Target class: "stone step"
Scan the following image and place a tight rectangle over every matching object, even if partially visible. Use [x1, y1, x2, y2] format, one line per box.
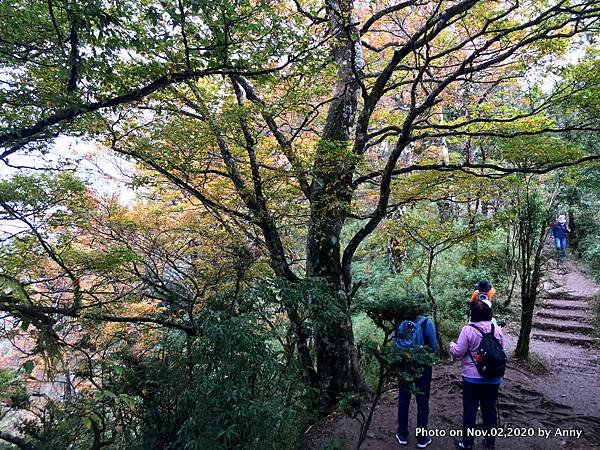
[532, 318, 594, 334]
[532, 330, 596, 347]
[537, 310, 587, 321]
[540, 299, 590, 311]
[542, 289, 596, 301]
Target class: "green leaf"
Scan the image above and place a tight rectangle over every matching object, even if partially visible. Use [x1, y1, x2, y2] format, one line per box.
[82, 416, 93, 429]
[20, 360, 35, 375]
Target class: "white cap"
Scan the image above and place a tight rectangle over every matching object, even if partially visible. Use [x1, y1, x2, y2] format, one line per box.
[558, 214, 567, 223]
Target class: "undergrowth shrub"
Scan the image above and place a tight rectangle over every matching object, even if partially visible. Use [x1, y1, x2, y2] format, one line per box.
[12, 306, 315, 450]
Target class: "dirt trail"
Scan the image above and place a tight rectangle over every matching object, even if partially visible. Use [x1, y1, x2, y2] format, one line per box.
[524, 259, 600, 415]
[308, 260, 600, 449]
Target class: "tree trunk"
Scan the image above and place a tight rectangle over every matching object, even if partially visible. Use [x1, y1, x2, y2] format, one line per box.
[306, 171, 358, 406]
[515, 252, 543, 359]
[305, 0, 365, 407]
[514, 187, 547, 359]
[515, 293, 535, 359]
[424, 250, 445, 355]
[568, 208, 578, 251]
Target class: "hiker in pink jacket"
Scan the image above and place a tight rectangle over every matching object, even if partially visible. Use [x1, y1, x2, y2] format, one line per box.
[450, 300, 505, 450]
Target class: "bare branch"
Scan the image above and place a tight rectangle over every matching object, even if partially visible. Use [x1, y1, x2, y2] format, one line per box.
[232, 75, 311, 197]
[292, 0, 327, 24]
[1, 301, 198, 336]
[0, 62, 297, 156]
[0, 432, 38, 450]
[353, 154, 600, 187]
[360, 1, 420, 34]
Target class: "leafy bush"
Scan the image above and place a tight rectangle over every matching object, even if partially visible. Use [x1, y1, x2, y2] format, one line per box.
[319, 436, 350, 450]
[11, 305, 315, 450]
[580, 236, 600, 282]
[350, 222, 516, 347]
[352, 312, 384, 389]
[0, 368, 29, 407]
[116, 312, 314, 450]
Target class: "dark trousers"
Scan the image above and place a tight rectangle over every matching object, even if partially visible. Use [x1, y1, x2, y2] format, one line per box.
[397, 366, 432, 442]
[462, 380, 499, 447]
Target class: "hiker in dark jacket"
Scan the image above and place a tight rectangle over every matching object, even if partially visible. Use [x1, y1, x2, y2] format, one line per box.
[450, 300, 504, 450]
[394, 311, 438, 449]
[551, 214, 570, 257]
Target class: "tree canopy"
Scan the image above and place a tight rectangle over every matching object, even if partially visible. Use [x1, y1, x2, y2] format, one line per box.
[0, 1, 599, 447]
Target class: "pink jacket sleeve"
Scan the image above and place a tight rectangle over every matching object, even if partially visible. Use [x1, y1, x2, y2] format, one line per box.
[449, 326, 470, 358]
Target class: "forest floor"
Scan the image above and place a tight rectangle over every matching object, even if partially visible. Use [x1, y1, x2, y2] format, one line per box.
[307, 258, 600, 450]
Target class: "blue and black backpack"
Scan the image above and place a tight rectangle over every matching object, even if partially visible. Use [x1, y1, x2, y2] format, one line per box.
[394, 317, 429, 350]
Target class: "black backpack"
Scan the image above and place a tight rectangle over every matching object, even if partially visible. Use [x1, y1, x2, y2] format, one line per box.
[468, 324, 507, 378]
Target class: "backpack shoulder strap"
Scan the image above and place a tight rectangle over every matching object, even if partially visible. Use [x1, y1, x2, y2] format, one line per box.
[470, 323, 495, 337]
[467, 323, 484, 366]
[468, 323, 485, 335]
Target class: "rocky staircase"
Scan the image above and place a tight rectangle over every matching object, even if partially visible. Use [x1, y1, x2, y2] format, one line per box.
[532, 290, 597, 347]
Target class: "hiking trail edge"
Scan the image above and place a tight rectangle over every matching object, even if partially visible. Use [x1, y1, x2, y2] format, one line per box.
[307, 259, 600, 450]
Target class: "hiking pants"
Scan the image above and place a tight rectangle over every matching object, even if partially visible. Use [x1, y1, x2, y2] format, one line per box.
[397, 366, 432, 443]
[462, 379, 500, 448]
[554, 237, 567, 256]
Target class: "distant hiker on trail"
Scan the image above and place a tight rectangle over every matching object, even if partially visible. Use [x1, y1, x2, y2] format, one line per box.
[470, 279, 496, 303]
[469, 280, 497, 326]
[450, 300, 507, 450]
[551, 214, 571, 258]
[393, 306, 439, 448]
